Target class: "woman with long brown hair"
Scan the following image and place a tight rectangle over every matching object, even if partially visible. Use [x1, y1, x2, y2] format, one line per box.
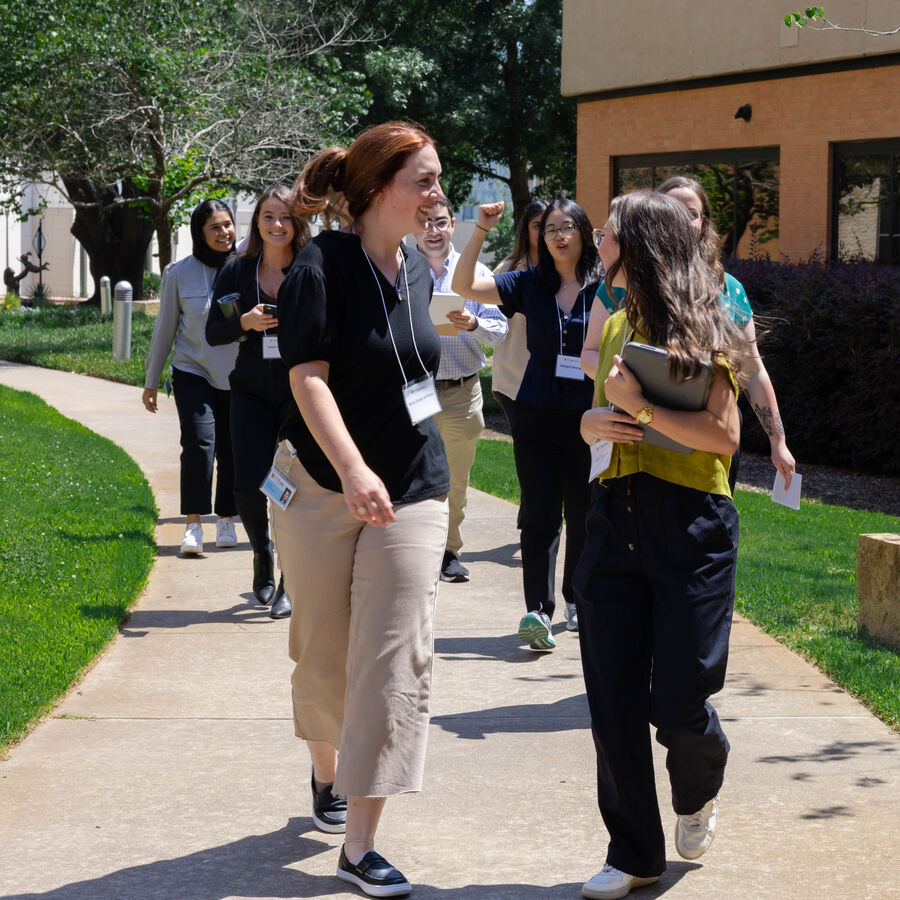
[206, 185, 308, 618]
[270, 122, 449, 897]
[576, 190, 743, 898]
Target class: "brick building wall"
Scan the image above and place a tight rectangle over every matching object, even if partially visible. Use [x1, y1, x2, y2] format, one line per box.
[576, 64, 900, 261]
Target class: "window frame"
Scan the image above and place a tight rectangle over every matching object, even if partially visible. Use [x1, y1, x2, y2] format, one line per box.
[613, 147, 780, 257]
[832, 138, 900, 264]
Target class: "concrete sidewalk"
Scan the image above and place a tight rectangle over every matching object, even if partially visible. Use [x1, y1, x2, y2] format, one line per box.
[0, 360, 897, 900]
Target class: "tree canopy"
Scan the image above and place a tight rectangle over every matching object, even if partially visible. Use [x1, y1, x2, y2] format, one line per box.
[0, 0, 371, 296]
[343, 0, 576, 223]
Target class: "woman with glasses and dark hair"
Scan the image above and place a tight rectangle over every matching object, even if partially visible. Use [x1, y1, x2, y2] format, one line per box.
[206, 185, 309, 618]
[142, 198, 239, 556]
[453, 197, 603, 649]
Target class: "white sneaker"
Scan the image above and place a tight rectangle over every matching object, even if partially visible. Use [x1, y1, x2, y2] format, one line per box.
[565, 602, 579, 632]
[216, 516, 237, 548]
[582, 864, 659, 899]
[675, 796, 718, 860]
[181, 522, 203, 555]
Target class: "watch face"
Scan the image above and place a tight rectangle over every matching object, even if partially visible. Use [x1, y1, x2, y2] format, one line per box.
[637, 408, 652, 425]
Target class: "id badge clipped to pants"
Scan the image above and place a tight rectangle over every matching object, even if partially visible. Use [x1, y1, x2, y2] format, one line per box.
[260, 465, 296, 511]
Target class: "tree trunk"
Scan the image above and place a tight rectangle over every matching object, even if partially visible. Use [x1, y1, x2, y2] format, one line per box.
[507, 157, 532, 226]
[151, 203, 174, 272]
[63, 177, 155, 303]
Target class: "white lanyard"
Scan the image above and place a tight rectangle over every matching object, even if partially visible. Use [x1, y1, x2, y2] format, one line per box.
[361, 247, 430, 383]
[361, 245, 440, 425]
[554, 287, 586, 380]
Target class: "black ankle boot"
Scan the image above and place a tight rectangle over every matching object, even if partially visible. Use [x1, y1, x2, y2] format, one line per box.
[269, 575, 291, 619]
[253, 544, 276, 605]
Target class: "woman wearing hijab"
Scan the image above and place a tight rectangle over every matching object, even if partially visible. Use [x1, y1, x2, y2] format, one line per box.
[142, 199, 239, 555]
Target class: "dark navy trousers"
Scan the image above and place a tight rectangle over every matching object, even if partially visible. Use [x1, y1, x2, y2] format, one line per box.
[171, 367, 236, 517]
[512, 401, 591, 619]
[573, 472, 738, 877]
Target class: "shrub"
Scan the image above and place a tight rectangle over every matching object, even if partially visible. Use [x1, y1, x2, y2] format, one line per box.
[726, 257, 900, 476]
[29, 282, 52, 308]
[142, 270, 161, 299]
[3, 291, 20, 311]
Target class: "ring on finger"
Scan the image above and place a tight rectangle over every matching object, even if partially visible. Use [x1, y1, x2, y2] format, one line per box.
[356, 505, 368, 516]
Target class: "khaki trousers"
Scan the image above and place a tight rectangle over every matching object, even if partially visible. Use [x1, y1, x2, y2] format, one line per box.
[270, 443, 448, 798]
[434, 374, 484, 556]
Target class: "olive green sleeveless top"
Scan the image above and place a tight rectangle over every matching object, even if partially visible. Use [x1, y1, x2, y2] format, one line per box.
[593, 310, 737, 498]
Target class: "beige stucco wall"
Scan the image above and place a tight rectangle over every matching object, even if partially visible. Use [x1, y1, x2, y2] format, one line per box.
[562, 0, 900, 96]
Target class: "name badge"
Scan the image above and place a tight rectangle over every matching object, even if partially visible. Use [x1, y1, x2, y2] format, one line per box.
[589, 440, 613, 481]
[262, 335, 281, 359]
[402, 373, 442, 425]
[259, 465, 296, 510]
[556, 354, 584, 380]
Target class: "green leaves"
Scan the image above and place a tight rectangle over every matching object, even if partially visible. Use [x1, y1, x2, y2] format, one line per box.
[784, 7, 825, 27]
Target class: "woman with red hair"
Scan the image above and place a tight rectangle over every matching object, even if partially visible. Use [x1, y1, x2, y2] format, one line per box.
[271, 122, 449, 897]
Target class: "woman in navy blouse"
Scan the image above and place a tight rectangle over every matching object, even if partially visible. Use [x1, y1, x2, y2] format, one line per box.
[453, 199, 603, 651]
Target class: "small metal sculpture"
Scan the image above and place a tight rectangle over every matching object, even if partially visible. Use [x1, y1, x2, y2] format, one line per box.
[3, 252, 49, 296]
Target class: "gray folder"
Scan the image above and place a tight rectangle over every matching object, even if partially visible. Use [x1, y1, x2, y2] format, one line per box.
[614, 341, 713, 454]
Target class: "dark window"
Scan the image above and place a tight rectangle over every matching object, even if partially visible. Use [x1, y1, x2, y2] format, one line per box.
[834, 140, 900, 264]
[614, 149, 780, 259]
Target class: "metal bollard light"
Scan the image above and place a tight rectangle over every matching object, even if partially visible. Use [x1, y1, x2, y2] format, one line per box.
[112, 280, 133, 361]
[99, 276, 112, 315]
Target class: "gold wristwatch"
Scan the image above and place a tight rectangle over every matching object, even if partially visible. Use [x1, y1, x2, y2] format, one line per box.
[636, 404, 654, 425]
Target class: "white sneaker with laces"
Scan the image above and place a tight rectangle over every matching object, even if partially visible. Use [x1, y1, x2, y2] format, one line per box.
[181, 522, 203, 555]
[565, 602, 579, 632]
[582, 863, 658, 899]
[216, 516, 237, 548]
[675, 796, 718, 860]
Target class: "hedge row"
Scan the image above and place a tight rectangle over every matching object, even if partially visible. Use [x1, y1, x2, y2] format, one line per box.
[726, 258, 900, 476]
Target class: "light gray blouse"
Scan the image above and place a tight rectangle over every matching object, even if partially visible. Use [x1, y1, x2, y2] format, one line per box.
[144, 254, 238, 391]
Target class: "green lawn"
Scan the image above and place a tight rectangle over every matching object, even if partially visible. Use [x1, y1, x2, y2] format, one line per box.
[0, 305, 156, 387]
[471, 437, 900, 730]
[0, 385, 157, 751]
[3, 310, 898, 738]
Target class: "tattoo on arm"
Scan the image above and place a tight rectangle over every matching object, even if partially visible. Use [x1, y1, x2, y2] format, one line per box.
[753, 403, 785, 437]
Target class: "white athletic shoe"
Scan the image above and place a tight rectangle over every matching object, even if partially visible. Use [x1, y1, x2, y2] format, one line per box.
[675, 796, 719, 860]
[582, 863, 659, 899]
[216, 516, 237, 548]
[565, 602, 579, 632]
[181, 522, 203, 555]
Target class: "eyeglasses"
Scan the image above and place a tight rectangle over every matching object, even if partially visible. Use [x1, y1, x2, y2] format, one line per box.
[543, 223, 578, 241]
[423, 217, 452, 232]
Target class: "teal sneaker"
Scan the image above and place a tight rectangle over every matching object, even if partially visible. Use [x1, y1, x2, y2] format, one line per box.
[518, 611, 556, 651]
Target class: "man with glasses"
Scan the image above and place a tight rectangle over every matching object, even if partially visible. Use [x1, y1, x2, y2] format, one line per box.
[415, 198, 508, 583]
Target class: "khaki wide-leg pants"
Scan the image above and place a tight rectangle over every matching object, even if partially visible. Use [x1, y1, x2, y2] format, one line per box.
[270, 442, 448, 798]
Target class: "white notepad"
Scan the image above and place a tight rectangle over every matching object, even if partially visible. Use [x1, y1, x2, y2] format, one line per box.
[430, 292, 465, 335]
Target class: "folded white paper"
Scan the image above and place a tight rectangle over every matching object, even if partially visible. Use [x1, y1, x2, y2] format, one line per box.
[771, 471, 802, 510]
